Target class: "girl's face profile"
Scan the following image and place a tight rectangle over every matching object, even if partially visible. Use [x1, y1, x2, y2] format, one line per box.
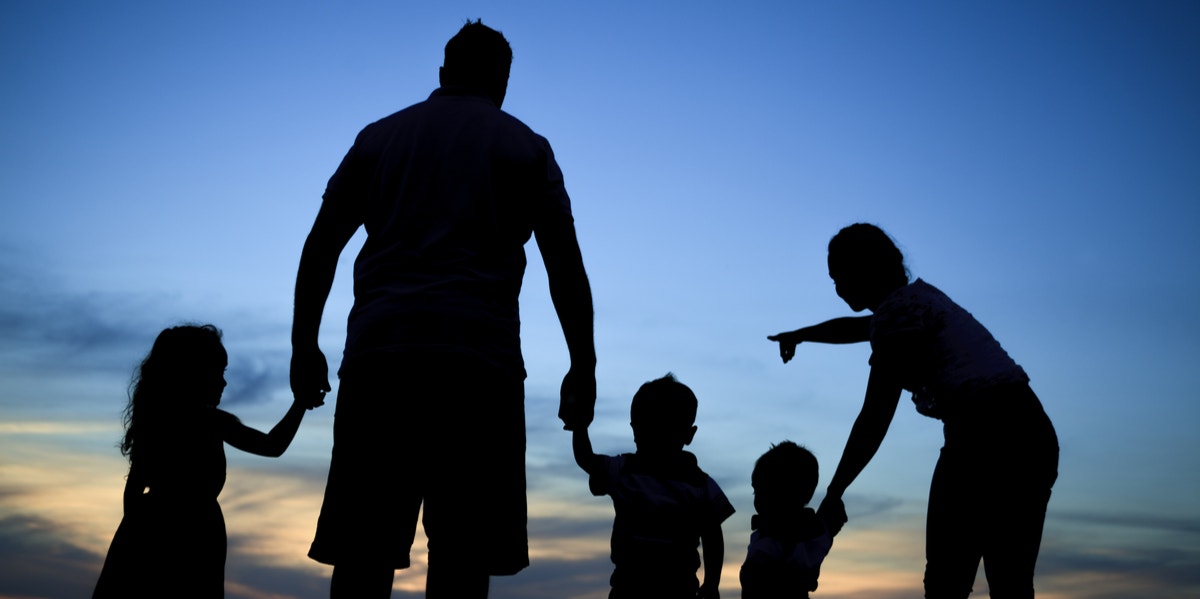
[195, 346, 228, 408]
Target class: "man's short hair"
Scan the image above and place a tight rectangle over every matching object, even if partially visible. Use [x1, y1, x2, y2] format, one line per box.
[443, 19, 512, 88]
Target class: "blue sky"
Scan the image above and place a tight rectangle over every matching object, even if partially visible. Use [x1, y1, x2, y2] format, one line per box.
[2, 1, 1198, 597]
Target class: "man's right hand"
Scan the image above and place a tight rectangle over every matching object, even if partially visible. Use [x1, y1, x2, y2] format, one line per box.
[290, 346, 331, 409]
[558, 365, 596, 431]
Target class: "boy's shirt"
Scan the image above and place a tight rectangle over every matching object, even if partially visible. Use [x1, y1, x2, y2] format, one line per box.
[590, 451, 735, 583]
[739, 507, 843, 599]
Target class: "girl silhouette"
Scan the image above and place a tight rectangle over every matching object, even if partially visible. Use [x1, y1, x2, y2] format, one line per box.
[93, 324, 319, 598]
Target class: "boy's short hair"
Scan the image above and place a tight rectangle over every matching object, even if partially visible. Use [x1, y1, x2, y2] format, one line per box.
[630, 373, 697, 430]
[752, 441, 819, 510]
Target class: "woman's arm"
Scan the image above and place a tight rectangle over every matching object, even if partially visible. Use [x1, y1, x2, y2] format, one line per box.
[825, 365, 903, 501]
[220, 399, 309, 458]
[768, 315, 872, 363]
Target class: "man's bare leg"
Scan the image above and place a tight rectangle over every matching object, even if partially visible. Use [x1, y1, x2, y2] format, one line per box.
[426, 562, 489, 599]
[330, 564, 394, 599]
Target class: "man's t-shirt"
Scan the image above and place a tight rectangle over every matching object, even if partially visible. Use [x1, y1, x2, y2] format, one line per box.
[323, 88, 575, 374]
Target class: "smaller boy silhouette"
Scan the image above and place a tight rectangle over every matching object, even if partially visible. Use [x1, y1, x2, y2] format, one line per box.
[740, 441, 847, 599]
[573, 373, 734, 599]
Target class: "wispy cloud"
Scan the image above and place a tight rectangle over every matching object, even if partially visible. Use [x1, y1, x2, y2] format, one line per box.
[0, 514, 102, 599]
[1053, 508, 1200, 535]
[0, 247, 295, 410]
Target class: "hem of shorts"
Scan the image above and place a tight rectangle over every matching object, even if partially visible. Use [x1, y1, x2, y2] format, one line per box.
[307, 548, 412, 570]
[489, 557, 531, 577]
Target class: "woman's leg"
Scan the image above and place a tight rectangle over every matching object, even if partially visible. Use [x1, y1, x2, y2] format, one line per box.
[980, 402, 1059, 598]
[924, 447, 984, 599]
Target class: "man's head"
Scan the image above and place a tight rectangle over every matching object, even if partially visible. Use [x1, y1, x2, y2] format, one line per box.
[440, 19, 513, 108]
[630, 373, 699, 453]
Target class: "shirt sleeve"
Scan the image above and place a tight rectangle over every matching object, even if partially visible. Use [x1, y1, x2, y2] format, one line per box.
[869, 288, 934, 377]
[322, 131, 371, 212]
[588, 454, 620, 497]
[706, 477, 737, 524]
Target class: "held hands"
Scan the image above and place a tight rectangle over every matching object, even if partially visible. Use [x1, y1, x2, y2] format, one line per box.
[290, 346, 330, 410]
[818, 492, 849, 536]
[767, 330, 803, 363]
[558, 364, 597, 431]
[697, 581, 720, 599]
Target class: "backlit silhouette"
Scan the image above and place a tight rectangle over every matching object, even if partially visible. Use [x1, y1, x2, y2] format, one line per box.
[740, 441, 845, 599]
[290, 19, 596, 599]
[573, 374, 734, 599]
[92, 324, 318, 598]
[769, 223, 1059, 598]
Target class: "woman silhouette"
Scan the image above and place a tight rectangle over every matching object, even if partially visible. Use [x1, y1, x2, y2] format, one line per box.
[769, 224, 1058, 598]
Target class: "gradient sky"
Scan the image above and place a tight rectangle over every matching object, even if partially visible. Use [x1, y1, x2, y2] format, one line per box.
[2, 1, 1198, 598]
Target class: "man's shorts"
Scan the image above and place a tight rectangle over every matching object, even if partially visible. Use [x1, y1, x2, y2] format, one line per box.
[307, 352, 529, 575]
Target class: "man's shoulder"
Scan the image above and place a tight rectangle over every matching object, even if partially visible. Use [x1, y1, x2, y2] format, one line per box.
[361, 93, 549, 147]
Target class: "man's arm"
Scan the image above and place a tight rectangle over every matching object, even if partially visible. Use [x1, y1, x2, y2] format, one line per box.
[535, 218, 596, 431]
[291, 200, 361, 406]
[768, 315, 872, 363]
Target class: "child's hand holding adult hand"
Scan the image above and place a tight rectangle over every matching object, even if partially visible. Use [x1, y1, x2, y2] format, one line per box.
[696, 580, 720, 599]
[558, 365, 596, 431]
[290, 347, 330, 409]
[818, 493, 848, 536]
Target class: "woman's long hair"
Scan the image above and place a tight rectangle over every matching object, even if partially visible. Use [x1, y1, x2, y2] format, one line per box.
[120, 324, 224, 464]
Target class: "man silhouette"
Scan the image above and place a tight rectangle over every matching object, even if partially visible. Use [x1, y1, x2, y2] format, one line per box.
[290, 20, 596, 599]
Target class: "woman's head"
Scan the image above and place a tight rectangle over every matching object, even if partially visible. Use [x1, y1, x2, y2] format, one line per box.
[121, 324, 227, 457]
[827, 223, 909, 311]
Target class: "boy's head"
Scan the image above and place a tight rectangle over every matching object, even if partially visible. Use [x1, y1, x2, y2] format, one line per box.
[630, 373, 698, 452]
[752, 441, 819, 516]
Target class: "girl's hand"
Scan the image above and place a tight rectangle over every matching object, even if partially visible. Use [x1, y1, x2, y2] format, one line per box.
[767, 331, 802, 363]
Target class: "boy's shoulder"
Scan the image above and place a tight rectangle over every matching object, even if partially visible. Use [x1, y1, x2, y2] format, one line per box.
[622, 451, 710, 486]
[752, 508, 835, 543]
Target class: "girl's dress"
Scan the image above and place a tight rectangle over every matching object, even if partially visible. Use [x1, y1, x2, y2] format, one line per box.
[93, 409, 229, 598]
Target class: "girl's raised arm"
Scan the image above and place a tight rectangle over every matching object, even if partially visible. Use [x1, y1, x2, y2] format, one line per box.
[219, 398, 311, 458]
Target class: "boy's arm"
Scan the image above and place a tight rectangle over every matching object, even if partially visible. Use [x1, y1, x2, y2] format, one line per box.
[698, 523, 724, 599]
[768, 315, 872, 363]
[572, 427, 601, 474]
[220, 399, 310, 458]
